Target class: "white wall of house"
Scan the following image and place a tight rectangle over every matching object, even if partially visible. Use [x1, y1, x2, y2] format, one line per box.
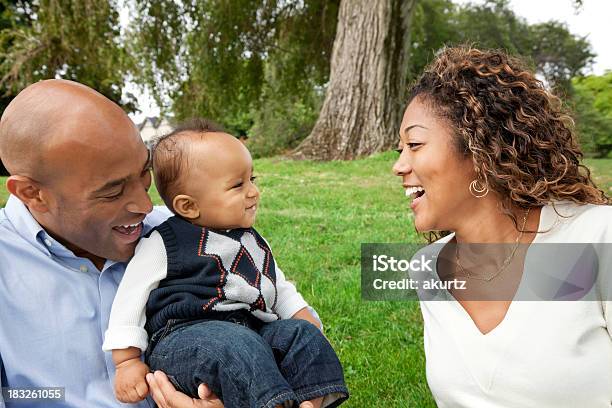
[137, 118, 173, 145]
[156, 119, 173, 138]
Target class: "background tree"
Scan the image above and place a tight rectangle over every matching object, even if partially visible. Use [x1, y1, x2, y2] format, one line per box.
[129, 0, 596, 160]
[0, 1, 32, 113]
[0, 0, 33, 175]
[408, 0, 456, 81]
[130, 0, 339, 143]
[409, 0, 594, 94]
[526, 21, 594, 96]
[0, 0, 133, 108]
[0, 0, 134, 175]
[0, 0, 600, 167]
[292, 0, 417, 160]
[572, 72, 612, 157]
[247, 0, 339, 157]
[293, 0, 595, 159]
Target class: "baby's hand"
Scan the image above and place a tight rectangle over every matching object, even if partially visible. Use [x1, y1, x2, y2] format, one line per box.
[114, 358, 150, 403]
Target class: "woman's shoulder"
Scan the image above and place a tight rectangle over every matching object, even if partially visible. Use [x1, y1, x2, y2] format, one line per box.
[542, 201, 612, 241]
[547, 201, 611, 223]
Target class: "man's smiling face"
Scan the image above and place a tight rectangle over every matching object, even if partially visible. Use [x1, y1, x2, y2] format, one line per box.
[41, 114, 153, 265]
[0, 80, 156, 267]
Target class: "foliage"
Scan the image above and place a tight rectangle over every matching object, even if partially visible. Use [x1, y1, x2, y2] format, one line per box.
[409, 0, 594, 95]
[0, 0, 599, 162]
[247, 0, 338, 156]
[129, 0, 338, 145]
[248, 82, 323, 158]
[572, 72, 612, 157]
[409, 0, 456, 81]
[131, 0, 593, 155]
[0, 0, 135, 110]
[0, 1, 26, 112]
[132, 0, 595, 156]
[0, 0, 138, 175]
[0, 1, 32, 175]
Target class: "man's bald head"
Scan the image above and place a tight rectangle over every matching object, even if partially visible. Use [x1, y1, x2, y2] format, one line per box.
[0, 79, 137, 180]
[0, 79, 153, 268]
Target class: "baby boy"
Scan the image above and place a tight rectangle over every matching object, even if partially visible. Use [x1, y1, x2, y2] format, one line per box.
[102, 119, 348, 408]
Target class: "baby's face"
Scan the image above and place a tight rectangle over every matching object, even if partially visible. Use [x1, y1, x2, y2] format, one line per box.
[177, 132, 259, 229]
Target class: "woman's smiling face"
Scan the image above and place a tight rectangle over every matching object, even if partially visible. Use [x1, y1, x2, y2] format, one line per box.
[393, 96, 477, 233]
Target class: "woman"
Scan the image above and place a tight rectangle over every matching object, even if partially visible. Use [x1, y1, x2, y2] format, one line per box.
[393, 47, 611, 407]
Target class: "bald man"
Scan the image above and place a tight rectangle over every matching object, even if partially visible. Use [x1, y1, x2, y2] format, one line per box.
[0, 80, 223, 408]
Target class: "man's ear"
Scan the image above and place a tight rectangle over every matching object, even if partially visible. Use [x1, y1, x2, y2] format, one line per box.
[6, 175, 50, 212]
[172, 194, 200, 220]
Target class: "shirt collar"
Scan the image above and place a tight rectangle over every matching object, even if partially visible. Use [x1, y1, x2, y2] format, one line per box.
[4, 195, 50, 253]
[4, 195, 102, 262]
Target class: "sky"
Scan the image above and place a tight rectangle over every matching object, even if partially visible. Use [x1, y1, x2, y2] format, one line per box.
[127, 0, 612, 123]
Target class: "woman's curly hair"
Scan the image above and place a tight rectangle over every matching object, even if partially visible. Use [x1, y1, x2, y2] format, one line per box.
[408, 46, 609, 235]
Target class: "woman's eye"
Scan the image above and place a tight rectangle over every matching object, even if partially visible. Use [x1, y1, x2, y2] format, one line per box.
[250, 176, 257, 183]
[396, 143, 421, 154]
[233, 182, 243, 189]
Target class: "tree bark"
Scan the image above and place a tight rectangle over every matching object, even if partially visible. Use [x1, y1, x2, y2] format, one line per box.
[291, 0, 416, 160]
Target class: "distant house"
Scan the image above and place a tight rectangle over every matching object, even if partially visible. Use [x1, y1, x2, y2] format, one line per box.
[137, 117, 173, 147]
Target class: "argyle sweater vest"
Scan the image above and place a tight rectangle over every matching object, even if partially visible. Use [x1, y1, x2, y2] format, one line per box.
[144, 216, 279, 335]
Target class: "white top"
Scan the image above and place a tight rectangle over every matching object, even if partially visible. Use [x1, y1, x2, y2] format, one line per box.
[103, 230, 309, 352]
[420, 202, 612, 407]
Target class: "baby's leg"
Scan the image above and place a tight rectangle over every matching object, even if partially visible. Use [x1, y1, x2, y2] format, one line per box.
[147, 320, 299, 408]
[259, 319, 349, 407]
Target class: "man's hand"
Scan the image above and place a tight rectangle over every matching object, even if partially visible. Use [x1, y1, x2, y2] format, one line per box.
[146, 370, 224, 408]
[114, 358, 150, 403]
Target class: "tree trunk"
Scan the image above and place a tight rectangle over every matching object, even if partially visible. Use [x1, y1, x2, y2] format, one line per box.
[291, 0, 416, 160]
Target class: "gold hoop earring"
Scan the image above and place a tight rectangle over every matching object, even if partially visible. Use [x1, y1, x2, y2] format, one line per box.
[469, 179, 489, 198]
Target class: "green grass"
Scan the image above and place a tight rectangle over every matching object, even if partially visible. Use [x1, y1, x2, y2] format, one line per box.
[1, 154, 611, 407]
[0, 180, 6, 207]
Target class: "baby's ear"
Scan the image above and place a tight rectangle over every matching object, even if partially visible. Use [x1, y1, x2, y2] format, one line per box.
[172, 194, 200, 220]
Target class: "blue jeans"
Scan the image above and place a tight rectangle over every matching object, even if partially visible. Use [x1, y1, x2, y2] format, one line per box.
[145, 314, 349, 408]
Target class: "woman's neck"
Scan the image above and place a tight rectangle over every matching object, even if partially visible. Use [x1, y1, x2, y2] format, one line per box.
[452, 198, 541, 244]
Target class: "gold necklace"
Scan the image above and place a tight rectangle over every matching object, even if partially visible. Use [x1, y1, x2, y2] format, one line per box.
[455, 208, 530, 282]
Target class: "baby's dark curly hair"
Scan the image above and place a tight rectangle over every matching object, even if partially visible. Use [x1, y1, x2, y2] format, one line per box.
[408, 46, 609, 232]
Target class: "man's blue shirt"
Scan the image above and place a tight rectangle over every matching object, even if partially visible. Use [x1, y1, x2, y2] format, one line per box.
[0, 195, 171, 407]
